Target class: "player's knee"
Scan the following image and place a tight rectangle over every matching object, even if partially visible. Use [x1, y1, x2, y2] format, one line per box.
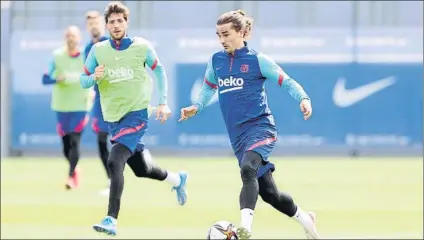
[108, 144, 131, 174]
[131, 152, 149, 178]
[68, 133, 81, 148]
[107, 155, 126, 175]
[107, 158, 120, 174]
[240, 162, 256, 181]
[61, 135, 71, 157]
[240, 151, 262, 181]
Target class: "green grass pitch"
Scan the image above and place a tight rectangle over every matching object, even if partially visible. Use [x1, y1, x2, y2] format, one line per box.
[1, 156, 423, 239]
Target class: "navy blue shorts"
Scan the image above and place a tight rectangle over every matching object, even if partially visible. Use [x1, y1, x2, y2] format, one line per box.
[56, 111, 89, 136]
[91, 99, 109, 133]
[233, 127, 277, 178]
[107, 109, 148, 154]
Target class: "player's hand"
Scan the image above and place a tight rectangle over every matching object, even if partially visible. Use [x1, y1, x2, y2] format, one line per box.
[178, 105, 198, 122]
[156, 104, 171, 124]
[300, 98, 312, 120]
[93, 65, 105, 81]
[56, 76, 65, 82]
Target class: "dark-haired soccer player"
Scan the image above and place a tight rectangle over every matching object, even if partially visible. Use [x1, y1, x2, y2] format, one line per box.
[80, 2, 188, 236]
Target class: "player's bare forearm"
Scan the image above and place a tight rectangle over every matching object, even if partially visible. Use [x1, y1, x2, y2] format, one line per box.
[282, 78, 310, 103]
[194, 83, 217, 113]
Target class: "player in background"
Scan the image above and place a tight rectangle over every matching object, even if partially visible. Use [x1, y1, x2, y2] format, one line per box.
[42, 26, 90, 190]
[179, 10, 319, 239]
[83, 10, 111, 196]
[80, 2, 188, 236]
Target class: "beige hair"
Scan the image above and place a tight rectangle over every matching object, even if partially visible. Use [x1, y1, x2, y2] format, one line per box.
[85, 10, 101, 20]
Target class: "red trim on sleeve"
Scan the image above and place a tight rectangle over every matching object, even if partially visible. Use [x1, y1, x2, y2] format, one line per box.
[278, 74, 284, 86]
[204, 78, 217, 89]
[84, 66, 92, 75]
[150, 59, 158, 70]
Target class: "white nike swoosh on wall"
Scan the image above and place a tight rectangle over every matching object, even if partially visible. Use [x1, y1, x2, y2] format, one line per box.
[190, 78, 219, 106]
[333, 76, 396, 108]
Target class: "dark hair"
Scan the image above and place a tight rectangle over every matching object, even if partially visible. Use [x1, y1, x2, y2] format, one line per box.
[86, 10, 101, 20]
[216, 9, 254, 39]
[104, 1, 130, 23]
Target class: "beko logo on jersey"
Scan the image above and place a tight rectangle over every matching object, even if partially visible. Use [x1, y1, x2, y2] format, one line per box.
[108, 67, 134, 83]
[218, 76, 244, 94]
[218, 76, 244, 87]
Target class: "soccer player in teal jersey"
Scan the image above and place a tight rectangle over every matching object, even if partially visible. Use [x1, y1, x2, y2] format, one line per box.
[180, 10, 319, 239]
[42, 26, 90, 190]
[80, 2, 188, 236]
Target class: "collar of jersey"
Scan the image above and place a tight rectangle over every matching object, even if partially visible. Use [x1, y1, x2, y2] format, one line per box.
[109, 36, 133, 51]
[228, 41, 249, 57]
[68, 51, 81, 58]
[92, 36, 108, 44]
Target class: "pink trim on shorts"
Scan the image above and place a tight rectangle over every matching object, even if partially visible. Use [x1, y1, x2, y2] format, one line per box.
[111, 123, 145, 141]
[247, 137, 277, 151]
[74, 115, 89, 133]
[91, 117, 100, 133]
[56, 123, 65, 137]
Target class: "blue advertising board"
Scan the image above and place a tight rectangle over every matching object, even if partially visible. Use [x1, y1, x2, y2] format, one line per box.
[7, 28, 423, 154]
[175, 63, 423, 149]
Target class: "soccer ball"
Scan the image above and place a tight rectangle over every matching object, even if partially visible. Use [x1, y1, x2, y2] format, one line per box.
[207, 221, 238, 240]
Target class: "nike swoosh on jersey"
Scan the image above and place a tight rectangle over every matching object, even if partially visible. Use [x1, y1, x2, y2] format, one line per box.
[333, 76, 396, 108]
[190, 78, 219, 106]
